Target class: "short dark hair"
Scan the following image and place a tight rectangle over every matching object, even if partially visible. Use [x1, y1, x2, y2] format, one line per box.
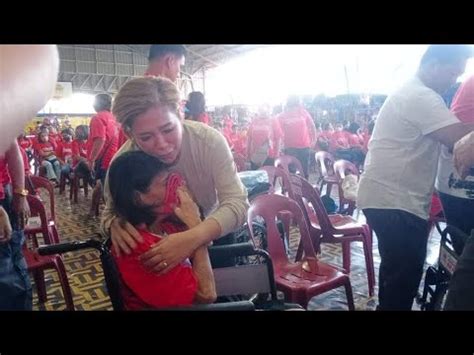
[420, 45, 473, 67]
[94, 93, 112, 112]
[148, 45, 187, 62]
[108, 151, 168, 226]
[185, 91, 206, 120]
[348, 122, 360, 134]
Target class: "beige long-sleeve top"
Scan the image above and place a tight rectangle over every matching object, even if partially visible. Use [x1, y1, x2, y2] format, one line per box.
[100, 120, 249, 237]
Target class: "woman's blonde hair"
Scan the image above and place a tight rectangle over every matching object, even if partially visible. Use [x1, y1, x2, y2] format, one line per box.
[112, 77, 181, 131]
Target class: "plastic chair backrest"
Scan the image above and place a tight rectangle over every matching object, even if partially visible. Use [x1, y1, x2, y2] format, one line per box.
[274, 155, 304, 176]
[315, 151, 335, 178]
[333, 159, 359, 181]
[259, 165, 293, 196]
[26, 194, 54, 245]
[29, 175, 55, 222]
[248, 194, 317, 264]
[287, 173, 334, 241]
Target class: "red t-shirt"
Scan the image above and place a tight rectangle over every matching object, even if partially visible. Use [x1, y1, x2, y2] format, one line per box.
[248, 117, 283, 159]
[88, 111, 119, 170]
[19, 147, 31, 176]
[18, 137, 32, 151]
[117, 126, 128, 149]
[56, 141, 73, 162]
[72, 140, 88, 168]
[329, 131, 350, 151]
[34, 141, 56, 162]
[197, 113, 211, 125]
[348, 133, 364, 148]
[278, 107, 315, 149]
[115, 225, 198, 310]
[48, 134, 60, 150]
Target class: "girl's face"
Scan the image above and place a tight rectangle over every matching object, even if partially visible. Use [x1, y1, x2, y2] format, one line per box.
[39, 133, 49, 143]
[137, 171, 173, 220]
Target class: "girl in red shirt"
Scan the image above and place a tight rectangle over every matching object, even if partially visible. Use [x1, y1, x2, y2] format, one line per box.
[184, 91, 212, 125]
[34, 131, 61, 184]
[108, 151, 216, 309]
[71, 125, 92, 183]
[56, 128, 74, 177]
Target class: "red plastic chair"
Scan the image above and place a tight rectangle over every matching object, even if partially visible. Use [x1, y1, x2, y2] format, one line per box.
[247, 194, 355, 310]
[24, 194, 75, 310]
[26, 175, 59, 244]
[69, 173, 89, 203]
[274, 155, 305, 178]
[288, 173, 375, 297]
[314, 151, 339, 198]
[259, 166, 293, 195]
[333, 159, 359, 215]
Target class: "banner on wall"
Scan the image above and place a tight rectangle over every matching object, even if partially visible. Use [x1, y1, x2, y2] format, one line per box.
[53, 82, 73, 99]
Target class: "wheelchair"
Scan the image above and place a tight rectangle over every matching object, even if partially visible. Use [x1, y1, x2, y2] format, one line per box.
[417, 225, 469, 311]
[37, 235, 303, 311]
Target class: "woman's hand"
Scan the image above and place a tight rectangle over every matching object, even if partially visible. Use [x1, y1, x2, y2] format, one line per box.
[140, 230, 198, 274]
[110, 217, 143, 256]
[173, 187, 201, 228]
[0, 206, 12, 244]
[454, 131, 474, 179]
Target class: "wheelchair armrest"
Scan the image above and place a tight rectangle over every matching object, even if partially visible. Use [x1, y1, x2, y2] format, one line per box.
[208, 242, 257, 260]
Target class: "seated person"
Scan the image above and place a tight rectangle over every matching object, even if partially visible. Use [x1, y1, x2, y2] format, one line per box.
[56, 128, 74, 178]
[70, 125, 93, 182]
[34, 130, 61, 184]
[108, 151, 216, 309]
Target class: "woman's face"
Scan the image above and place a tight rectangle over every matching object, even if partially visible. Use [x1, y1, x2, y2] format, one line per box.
[138, 171, 171, 220]
[129, 105, 183, 165]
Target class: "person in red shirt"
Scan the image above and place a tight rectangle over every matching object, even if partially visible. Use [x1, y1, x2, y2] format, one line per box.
[34, 131, 61, 184]
[247, 104, 283, 169]
[56, 128, 74, 177]
[48, 125, 62, 148]
[88, 93, 119, 186]
[108, 151, 216, 309]
[19, 147, 31, 177]
[277, 96, 316, 178]
[316, 122, 334, 151]
[17, 133, 33, 171]
[223, 112, 234, 138]
[17, 134, 32, 152]
[88, 94, 119, 216]
[117, 125, 128, 149]
[184, 91, 212, 125]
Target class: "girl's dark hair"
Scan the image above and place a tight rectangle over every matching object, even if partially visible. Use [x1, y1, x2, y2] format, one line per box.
[75, 125, 89, 140]
[348, 122, 360, 134]
[108, 151, 168, 226]
[185, 91, 206, 121]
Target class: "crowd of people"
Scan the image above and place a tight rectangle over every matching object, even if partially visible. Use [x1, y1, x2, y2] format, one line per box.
[1, 44, 473, 312]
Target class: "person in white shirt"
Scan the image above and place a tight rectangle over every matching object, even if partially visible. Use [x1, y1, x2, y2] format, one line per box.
[357, 45, 474, 310]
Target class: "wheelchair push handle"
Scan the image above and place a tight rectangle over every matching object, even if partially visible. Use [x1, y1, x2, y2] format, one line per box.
[38, 238, 104, 256]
